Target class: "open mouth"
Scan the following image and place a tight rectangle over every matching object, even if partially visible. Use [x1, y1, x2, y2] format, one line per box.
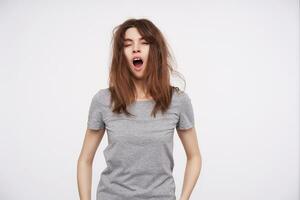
[132, 57, 143, 68]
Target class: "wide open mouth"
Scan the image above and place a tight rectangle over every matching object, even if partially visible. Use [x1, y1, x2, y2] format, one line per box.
[132, 57, 143, 67]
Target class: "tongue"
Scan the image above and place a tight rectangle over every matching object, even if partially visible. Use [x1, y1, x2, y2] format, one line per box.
[134, 63, 143, 68]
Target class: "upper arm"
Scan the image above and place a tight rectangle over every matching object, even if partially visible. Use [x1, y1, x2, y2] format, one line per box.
[78, 128, 105, 163]
[176, 92, 195, 131]
[176, 92, 200, 158]
[177, 127, 201, 159]
[87, 91, 106, 130]
[78, 91, 107, 163]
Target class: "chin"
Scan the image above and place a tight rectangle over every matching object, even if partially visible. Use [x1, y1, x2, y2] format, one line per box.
[129, 65, 147, 79]
[132, 71, 145, 80]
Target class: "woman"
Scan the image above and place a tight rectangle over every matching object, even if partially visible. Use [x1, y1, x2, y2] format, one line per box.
[77, 18, 202, 200]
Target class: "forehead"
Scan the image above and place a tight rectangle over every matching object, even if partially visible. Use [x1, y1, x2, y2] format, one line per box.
[124, 27, 145, 41]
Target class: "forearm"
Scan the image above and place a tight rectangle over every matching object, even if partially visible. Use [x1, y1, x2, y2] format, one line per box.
[179, 155, 202, 200]
[77, 159, 93, 200]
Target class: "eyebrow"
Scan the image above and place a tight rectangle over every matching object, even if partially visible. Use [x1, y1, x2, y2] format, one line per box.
[124, 37, 145, 42]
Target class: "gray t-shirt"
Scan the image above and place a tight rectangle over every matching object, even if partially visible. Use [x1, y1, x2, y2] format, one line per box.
[87, 87, 195, 200]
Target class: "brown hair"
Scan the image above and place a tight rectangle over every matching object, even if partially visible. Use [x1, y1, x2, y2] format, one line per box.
[107, 18, 185, 117]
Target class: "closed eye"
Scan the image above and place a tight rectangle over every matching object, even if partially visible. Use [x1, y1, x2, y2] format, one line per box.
[123, 42, 149, 47]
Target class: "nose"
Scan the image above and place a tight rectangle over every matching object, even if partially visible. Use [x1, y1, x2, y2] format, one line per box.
[132, 43, 141, 53]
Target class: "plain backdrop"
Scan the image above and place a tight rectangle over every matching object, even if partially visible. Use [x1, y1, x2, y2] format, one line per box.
[0, 0, 299, 200]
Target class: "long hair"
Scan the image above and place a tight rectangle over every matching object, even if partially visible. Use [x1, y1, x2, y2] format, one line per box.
[108, 18, 185, 117]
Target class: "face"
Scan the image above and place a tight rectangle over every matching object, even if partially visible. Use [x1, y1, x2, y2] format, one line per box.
[123, 27, 150, 80]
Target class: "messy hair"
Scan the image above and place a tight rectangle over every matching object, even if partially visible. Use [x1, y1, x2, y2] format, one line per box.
[108, 18, 185, 117]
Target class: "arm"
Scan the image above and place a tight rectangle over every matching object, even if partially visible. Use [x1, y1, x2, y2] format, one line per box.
[77, 128, 105, 200]
[176, 127, 202, 200]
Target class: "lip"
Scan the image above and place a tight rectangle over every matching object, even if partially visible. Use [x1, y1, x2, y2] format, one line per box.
[132, 56, 144, 71]
[133, 63, 144, 71]
[133, 62, 144, 72]
[132, 56, 143, 62]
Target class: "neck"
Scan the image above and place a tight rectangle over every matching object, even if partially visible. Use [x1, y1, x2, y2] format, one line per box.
[133, 80, 151, 99]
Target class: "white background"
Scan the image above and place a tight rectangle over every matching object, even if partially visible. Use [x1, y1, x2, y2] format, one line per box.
[0, 0, 299, 200]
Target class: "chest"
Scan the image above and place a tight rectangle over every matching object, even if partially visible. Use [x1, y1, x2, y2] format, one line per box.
[101, 102, 179, 143]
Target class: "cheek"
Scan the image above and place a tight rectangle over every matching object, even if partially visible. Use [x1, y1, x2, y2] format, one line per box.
[123, 49, 131, 62]
[143, 47, 150, 60]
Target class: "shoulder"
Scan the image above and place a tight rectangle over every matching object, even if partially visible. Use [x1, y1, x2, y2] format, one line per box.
[92, 87, 111, 106]
[172, 87, 191, 103]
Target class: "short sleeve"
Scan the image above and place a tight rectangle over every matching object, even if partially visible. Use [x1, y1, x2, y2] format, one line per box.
[87, 92, 106, 130]
[176, 93, 195, 131]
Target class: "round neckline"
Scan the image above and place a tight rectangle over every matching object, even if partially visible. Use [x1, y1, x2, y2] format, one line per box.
[134, 98, 155, 103]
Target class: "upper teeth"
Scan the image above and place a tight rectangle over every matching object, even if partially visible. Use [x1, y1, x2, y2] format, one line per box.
[133, 58, 141, 60]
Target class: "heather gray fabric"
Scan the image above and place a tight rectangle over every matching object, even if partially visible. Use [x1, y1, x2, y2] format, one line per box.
[87, 87, 195, 200]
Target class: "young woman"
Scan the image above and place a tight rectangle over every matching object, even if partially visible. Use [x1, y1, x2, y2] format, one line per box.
[77, 18, 202, 200]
